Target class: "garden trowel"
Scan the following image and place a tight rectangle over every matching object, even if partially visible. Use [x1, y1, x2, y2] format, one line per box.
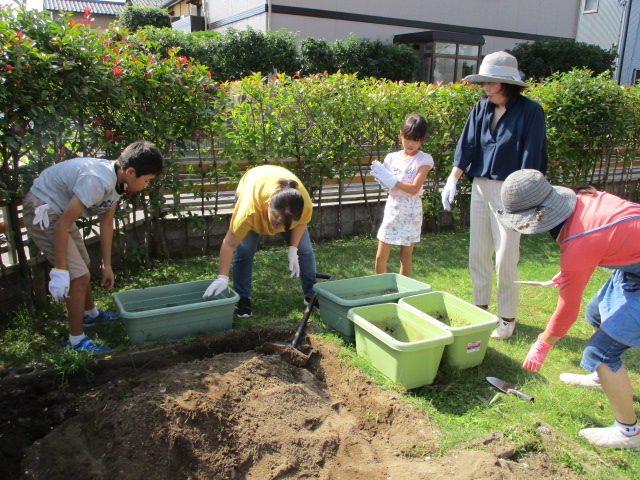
[486, 376, 534, 402]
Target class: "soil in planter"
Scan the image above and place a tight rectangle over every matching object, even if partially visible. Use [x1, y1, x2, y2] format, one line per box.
[338, 288, 398, 301]
[432, 312, 475, 328]
[381, 320, 428, 343]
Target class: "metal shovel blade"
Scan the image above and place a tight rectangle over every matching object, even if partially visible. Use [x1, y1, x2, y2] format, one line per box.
[486, 376, 534, 402]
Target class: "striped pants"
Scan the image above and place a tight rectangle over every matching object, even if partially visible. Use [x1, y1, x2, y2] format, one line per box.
[469, 177, 521, 319]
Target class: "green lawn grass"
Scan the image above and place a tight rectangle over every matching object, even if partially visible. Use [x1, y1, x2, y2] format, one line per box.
[2, 229, 638, 478]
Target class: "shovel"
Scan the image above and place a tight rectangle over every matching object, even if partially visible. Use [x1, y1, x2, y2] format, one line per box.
[486, 376, 534, 402]
[276, 272, 333, 350]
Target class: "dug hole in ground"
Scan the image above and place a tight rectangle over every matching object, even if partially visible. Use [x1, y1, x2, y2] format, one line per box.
[1, 326, 587, 480]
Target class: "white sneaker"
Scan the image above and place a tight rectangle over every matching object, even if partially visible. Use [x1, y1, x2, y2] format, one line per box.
[579, 426, 640, 450]
[559, 372, 603, 391]
[490, 320, 515, 339]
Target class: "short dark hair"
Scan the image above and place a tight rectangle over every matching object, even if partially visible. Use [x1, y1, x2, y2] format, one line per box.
[481, 83, 524, 100]
[118, 141, 164, 177]
[400, 114, 428, 142]
[269, 178, 304, 231]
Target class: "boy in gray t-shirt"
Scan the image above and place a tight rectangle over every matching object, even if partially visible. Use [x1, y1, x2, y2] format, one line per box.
[23, 141, 164, 353]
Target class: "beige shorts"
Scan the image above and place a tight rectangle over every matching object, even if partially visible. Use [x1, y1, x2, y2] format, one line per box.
[23, 191, 91, 280]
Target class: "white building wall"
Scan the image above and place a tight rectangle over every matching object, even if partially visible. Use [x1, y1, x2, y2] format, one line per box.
[619, 1, 640, 84]
[269, 16, 525, 53]
[220, 15, 267, 32]
[575, 0, 624, 51]
[268, 0, 579, 40]
[207, 0, 581, 52]
[208, 0, 264, 20]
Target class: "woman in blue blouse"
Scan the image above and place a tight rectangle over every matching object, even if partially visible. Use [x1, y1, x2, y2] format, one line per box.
[441, 51, 548, 340]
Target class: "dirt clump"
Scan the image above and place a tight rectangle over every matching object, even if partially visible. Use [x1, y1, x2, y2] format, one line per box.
[17, 334, 581, 479]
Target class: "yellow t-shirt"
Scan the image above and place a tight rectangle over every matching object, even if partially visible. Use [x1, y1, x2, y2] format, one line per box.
[230, 165, 313, 239]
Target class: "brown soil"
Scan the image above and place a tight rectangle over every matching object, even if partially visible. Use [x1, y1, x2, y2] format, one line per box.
[1, 328, 586, 480]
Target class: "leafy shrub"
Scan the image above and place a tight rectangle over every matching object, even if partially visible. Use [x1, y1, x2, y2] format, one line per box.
[139, 27, 418, 82]
[116, 5, 172, 32]
[299, 37, 336, 75]
[215, 27, 300, 80]
[508, 39, 617, 81]
[332, 34, 418, 82]
[528, 69, 626, 185]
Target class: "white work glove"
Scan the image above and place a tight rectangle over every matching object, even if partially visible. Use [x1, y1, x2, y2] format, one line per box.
[441, 176, 458, 211]
[371, 161, 399, 190]
[203, 275, 229, 298]
[33, 203, 51, 230]
[49, 268, 70, 303]
[288, 246, 300, 278]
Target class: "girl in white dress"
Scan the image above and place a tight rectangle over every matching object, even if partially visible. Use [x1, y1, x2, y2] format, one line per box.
[371, 114, 433, 276]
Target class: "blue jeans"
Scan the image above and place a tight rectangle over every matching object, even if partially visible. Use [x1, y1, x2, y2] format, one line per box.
[580, 263, 640, 373]
[581, 326, 627, 374]
[232, 228, 317, 298]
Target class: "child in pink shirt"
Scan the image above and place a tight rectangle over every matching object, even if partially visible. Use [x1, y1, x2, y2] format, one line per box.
[497, 169, 640, 451]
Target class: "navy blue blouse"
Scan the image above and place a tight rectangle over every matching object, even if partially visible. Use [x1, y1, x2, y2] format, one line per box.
[453, 94, 548, 181]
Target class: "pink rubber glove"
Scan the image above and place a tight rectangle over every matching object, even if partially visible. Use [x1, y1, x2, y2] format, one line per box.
[522, 337, 553, 372]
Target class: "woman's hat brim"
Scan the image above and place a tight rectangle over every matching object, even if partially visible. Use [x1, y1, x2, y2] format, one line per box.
[463, 74, 530, 88]
[496, 186, 577, 234]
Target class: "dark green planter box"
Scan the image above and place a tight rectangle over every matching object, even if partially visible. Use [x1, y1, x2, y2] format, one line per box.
[113, 279, 238, 345]
[313, 273, 432, 342]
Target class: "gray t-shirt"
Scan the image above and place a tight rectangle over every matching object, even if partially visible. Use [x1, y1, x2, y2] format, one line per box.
[30, 158, 122, 218]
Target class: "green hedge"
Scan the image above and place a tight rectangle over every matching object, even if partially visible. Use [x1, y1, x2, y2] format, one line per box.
[115, 6, 172, 32]
[139, 26, 418, 82]
[508, 39, 616, 82]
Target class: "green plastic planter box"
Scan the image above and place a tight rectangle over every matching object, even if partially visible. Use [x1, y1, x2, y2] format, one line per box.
[399, 292, 499, 369]
[312, 273, 432, 342]
[347, 303, 453, 389]
[113, 279, 238, 345]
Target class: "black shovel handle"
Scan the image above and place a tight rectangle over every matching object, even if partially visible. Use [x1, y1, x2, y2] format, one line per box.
[290, 272, 332, 349]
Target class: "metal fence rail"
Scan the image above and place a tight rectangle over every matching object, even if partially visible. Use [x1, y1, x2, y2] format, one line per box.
[2, 155, 640, 269]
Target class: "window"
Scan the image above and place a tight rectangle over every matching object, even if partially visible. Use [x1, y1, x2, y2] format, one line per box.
[433, 57, 455, 84]
[458, 59, 477, 80]
[583, 0, 599, 13]
[431, 43, 481, 84]
[393, 31, 484, 84]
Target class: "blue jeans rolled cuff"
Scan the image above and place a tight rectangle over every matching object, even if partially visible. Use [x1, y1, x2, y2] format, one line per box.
[580, 328, 627, 373]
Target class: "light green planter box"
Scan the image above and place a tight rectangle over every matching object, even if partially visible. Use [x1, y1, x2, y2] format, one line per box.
[399, 292, 499, 369]
[113, 279, 238, 345]
[348, 303, 453, 389]
[313, 273, 432, 342]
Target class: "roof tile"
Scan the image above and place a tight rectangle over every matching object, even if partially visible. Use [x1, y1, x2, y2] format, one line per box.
[43, 0, 165, 16]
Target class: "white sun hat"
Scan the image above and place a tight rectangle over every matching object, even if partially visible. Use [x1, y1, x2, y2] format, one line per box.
[463, 51, 530, 88]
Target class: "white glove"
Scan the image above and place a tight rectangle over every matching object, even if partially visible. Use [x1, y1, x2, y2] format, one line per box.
[49, 268, 70, 303]
[203, 275, 229, 298]
[33, 203, 51, 230]
[288, 246, 300, 278]
[441, 176, 458, 211]
[371, 161, 398, 190]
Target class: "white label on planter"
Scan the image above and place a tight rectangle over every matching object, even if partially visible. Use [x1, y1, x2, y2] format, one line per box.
[467, 341, 481, 353]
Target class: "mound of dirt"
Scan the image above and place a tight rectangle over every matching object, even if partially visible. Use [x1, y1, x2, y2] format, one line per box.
[17, 335, 581, 480]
